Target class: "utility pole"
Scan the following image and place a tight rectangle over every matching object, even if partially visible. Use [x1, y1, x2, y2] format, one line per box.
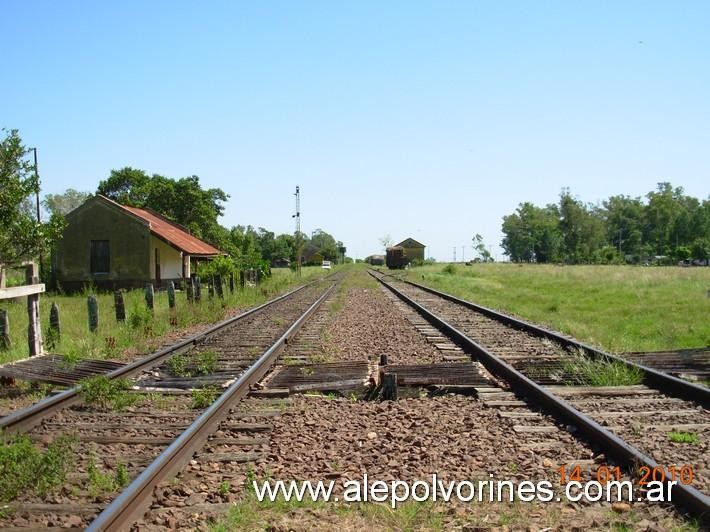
[293, 186, 301, 277]
[453, 247, 456, 262]
[28, 148, 43, 281]
[461, 246, 465, 263]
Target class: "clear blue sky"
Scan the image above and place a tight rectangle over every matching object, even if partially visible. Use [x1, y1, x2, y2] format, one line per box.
[2, 1, 709, 261]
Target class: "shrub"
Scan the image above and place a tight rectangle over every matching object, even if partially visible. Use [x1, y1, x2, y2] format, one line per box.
[79, 376, 136, 410]
[442, 264, 457, 275]
[128, 303, 152, 330]
[196, 350, 218, 375]
[191, 386, 219, 409]
[0, 433, 77, 501]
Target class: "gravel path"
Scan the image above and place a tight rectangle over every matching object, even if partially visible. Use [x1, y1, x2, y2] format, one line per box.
[322, 285, 443, 364]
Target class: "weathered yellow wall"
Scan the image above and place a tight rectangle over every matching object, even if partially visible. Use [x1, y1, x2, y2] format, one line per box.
[403, 246, 425, 261]
[55, 198, 150, 288]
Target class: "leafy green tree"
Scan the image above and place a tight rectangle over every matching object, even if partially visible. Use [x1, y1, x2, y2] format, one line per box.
[501, 183, 708, 264]
[0, 129, 64, 267]
[97, 167, 228, 246]
[272, 234, 295, 260]
[558, 190, 605, 263]
[501, 202, 562, 263]
[310, 229, 339, 261]
[96, 167, 150, 204]
[43, 189, 91, 217]
[603, 195, 644, 258]
[226, 225, 262, 269]
[690, 237, 710, 261]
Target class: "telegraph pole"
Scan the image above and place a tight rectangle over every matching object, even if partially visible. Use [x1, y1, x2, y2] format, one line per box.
[28, 148, 43, 281]
[293, 186, 301, 277]
[453, 247, 456, 262]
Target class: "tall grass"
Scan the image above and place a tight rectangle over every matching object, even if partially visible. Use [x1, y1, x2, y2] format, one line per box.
[405, 263, 710, 353]
[0, 267, 328, 365]
[562, 352, 643, 386]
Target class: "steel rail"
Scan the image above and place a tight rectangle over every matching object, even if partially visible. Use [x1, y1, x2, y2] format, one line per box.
[372, 272, 710, 523]
[87, 281, 338, 531]
[386, 272, 709, 406]
[0, 276, 328, 434]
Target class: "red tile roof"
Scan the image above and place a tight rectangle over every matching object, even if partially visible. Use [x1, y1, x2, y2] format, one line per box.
[102, 198, 222, 256]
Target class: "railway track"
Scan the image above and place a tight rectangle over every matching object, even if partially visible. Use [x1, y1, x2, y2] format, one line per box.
[0, 275, 340, 530]
[2, 268, 707, 529]
[370, 270, 709, 524]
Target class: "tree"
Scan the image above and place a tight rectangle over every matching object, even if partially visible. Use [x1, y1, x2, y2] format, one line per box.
[558, 190, 605, 263]
[310, 229, 339, 261]
[43, 188, 91, 217]
[97, 167, 228, 246]
[272, 234, 295, 260]
[0, 129, 64, 267]
[603, 195, 644, 258]
[501, 202, 562, 263]
[500, 182, 708, 265]
[472, 234, 493, 262]
[379, 234, 392, 252]
[690, 237, 710, 261]
[96, 167, 150, 205]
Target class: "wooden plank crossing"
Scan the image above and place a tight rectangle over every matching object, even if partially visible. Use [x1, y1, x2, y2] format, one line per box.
[0, 354, 124, 385]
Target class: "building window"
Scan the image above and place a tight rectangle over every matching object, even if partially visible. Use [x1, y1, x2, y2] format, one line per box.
[90, 240, 110, 274]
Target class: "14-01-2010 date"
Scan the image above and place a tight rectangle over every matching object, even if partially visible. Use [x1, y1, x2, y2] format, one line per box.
[558, 465, 694, 485]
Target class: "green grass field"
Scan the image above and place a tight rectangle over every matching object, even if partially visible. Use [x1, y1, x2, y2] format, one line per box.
[0, 267, 329, 366]
[401, 263, 710, 353]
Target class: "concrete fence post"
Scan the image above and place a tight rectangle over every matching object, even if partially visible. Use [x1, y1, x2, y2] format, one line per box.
[47, 302, 61, 349]
[0, 310, 10, 350]
[87, 295, 99, 332]
[195, 277, 202, 302]
[168, 281, 176, 309]
[114, 290, 126, 322]
[145, 283, 154, 311]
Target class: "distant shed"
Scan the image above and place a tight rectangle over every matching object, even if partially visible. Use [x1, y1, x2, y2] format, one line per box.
[271, 257, 291, 268]
[394, 238, 425, 262]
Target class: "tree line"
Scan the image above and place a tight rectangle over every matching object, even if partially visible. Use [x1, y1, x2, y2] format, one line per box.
[501, 184, 710, 264]
[1, 129, 344, 277]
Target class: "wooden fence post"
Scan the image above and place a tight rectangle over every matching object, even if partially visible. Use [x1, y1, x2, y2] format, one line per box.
[229, 272, 235, 294]
[239, 270, 245, 289]
[25, 263, 43, 356]
[168, 281, 176, 309]
[47, 302, 61, 349]
[208, 277, 215, 299]
[145, 283, 154, 310]
[0, 309, 10, 350]
[114, 290, 126, 322]
[87, 295, 99, 332]
[382, 373, 398, 400]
